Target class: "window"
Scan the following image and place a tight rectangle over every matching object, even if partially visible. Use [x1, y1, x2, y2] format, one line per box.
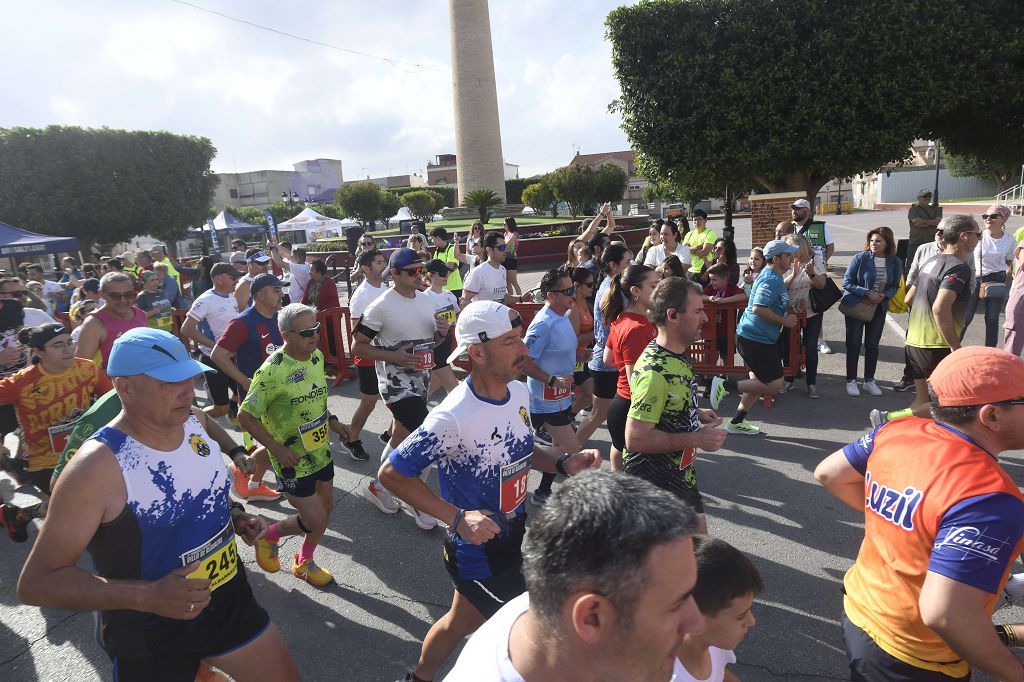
[229, 189, 239, 199]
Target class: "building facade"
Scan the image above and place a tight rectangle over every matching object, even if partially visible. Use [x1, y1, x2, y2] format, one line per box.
[569, 150, 648, 206]
[213, 158, 343, 210]
[426, 153, 519, 204]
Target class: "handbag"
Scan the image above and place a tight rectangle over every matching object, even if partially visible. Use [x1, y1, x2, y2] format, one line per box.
[839, 298, 879, 322]
[809, 276, 842, 314]
[978, 233, 1009, 299]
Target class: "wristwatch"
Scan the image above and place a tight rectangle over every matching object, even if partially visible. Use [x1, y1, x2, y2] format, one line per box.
[555, 452, 572, 476]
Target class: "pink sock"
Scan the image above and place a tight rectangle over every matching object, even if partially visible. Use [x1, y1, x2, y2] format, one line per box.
[299, 539, 318, 564]
[264, 522, 281, 543]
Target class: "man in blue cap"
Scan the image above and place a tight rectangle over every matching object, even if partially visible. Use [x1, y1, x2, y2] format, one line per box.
[726, 239, 799, 435]
[18, 328, 299, 682]
[352, 247, 451, 529]
[212, 272, 285, 501]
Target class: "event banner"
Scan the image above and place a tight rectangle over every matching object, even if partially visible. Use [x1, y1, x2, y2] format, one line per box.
[264, 209, 278, 242]
[207, 218, 221, 257]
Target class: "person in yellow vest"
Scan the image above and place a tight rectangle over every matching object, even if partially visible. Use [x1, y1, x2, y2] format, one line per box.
[150, 243, 181, 288]
[815, 346, 1024, 681]
[429, 227, 465, 299]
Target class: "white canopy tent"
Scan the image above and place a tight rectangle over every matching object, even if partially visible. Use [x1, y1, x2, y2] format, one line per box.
[277, 207, 357, 243]
[387, 207, 444, 226]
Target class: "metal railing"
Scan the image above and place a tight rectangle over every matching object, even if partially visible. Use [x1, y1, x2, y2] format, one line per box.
[996, 184, 1024, 215]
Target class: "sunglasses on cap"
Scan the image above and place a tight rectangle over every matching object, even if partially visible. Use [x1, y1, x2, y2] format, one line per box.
[291, 323, 321, 338]
[981, 214, 1002, 220]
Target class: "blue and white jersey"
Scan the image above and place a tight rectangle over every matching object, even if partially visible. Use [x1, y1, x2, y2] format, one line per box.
[187, 289, 239, 355]
[390, 378, 534, 579]
[589, 277, 616, 373]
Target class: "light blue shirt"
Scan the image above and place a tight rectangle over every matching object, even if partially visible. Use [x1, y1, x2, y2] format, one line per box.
[525, 305, 577, 414]
[736, 268, 789, 344]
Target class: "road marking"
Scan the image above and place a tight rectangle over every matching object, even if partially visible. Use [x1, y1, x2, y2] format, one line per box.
[885, 312, 906, 338]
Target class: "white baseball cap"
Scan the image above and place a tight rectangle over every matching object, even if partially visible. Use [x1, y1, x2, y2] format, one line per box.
[790, 199, 811, 210]
[447, 300, 522, 364]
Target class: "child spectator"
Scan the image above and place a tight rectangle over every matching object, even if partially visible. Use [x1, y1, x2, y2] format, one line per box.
[674, 536, 764, 682]
[741, 248, 765, 299]
[702, 263, 746, 365]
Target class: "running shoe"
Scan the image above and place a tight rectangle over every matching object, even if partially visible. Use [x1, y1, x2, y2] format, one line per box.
[414, 510, 438, 530]
[778, 381, 794, 395]
[1, 502, 31, 542]
[534, 426, 553, 445]
[530, 490, 550, 506]
[255, 538, 281, 573]
[891, 378, 914, 392]
[245, 480, 283, 502]
[709, 376, 728, 411]
[818, 340, 832, 354]
[229, 464, 250, 499]
[1001, 573, 1024, 608]
[345, 439, 369, 461]
[292, 553, 334, 587]
[869, 409, 888, 429]
[806, 385, 820, 399]
[862, 380, 882, 397]
[726, 420, 761, 435]
[363, 481, 400, 513]
[846, 381, 861, 397]
[379, 430, 390, 444]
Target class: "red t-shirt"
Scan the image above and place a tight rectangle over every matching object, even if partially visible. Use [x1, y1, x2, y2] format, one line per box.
[605, 311, 656, 399]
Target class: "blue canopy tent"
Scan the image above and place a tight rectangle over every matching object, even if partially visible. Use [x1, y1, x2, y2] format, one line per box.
[0, 220, 80, 258]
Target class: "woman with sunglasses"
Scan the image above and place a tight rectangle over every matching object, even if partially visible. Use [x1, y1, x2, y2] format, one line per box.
[0, 323, 111, 507]
[503, 217, 522, 299]
[963, 205, 1015, 347]
[466, 221, 485, 255]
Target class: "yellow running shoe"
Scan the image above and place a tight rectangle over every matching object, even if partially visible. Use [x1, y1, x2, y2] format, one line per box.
[255, 538, 280, 573]
[292, 553, 333, 587]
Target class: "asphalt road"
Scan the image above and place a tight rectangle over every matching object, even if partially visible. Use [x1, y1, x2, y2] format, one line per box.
[2, 208, 1024, 681]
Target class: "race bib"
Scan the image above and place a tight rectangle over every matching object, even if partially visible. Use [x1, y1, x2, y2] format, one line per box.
[181, 522, 238, 592]
[154, 312, 172, 330]
[48, 419, 78, 456]
[543, 381, 571, 401]
[574, 361, 584, 372]
[297, 411, 329, 453]
[412, 342, 434, 370]
[436, 306, 457, 324]
[499, 455, 531, 514]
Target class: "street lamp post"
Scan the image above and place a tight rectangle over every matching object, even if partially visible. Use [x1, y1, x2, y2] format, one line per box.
[930, 141, 941, 208]
[281, 191, 300, 206]
[836, 178, 843, 215]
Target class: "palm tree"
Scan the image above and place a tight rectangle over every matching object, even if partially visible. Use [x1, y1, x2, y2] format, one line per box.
[461, 189, 502, 224]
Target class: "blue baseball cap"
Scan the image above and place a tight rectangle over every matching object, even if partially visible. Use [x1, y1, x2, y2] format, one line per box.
[763, 239, 800, 260]
[251, 273, 285, 296]
[107, 328, 213, 382]
[389, 247, 422, 269]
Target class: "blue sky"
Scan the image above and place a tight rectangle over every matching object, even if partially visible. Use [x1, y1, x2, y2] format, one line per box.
[1, 0, 634, 179]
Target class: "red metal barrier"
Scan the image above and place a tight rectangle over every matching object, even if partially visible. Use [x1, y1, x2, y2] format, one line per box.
[317, 306, 355, 387]
[687, 302, 804, 378]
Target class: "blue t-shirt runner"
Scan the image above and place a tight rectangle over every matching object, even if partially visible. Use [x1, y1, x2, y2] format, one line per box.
[736, 267, 789, 344]
[524, 305, 577, 416]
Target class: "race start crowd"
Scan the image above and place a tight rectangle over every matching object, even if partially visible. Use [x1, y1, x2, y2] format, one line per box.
[1, 196, 1024, 681]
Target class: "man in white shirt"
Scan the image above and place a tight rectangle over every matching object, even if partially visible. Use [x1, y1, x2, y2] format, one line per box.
[462, 232, 518, 307]
[446, 470, 704, 682]
[270, 241, 312, 304]
[25, 265, 65, 314]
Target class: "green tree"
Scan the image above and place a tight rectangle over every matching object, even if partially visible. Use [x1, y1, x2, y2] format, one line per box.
[461, 189, 502, 224]
[593, 163, 628, 204]
[0, 125, 217, 254]
[606, 0, 1011, 200]
[946, 153, 1023, 195]
[548, 164, 596, 217]
[335, 182, 384, 228]
[504, 177, 533, 205]
[403, 190, 437, 223]
[521, 182, 554, 215]
[379, 191, 402, 226]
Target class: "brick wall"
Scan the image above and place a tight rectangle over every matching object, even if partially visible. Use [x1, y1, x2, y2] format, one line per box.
[748, 192, 805, 247]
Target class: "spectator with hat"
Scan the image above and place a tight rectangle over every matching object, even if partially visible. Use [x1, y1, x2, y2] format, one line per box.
[815, 346, 1024, 681]
[907, 189, 943, 266]
[233, 248, 272, 310]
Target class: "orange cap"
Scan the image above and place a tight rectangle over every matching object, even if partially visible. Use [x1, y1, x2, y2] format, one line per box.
[929, 346, 1024, 407]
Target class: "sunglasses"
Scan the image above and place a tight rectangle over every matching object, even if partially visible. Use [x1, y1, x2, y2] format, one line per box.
[981, 214, 1002, 220]
[493, 244, 507, 252]
[400, 267, 423, 276]
[556, 287, 576, 297]
[106, 290, 138, 301]
[292, 323, 321, 338]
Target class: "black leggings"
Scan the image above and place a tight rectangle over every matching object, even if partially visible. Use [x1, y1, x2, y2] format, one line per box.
[606, 395, 631, 452]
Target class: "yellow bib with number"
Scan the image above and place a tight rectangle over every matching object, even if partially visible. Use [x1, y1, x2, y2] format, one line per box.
[298, 411, 329, 453]
[182, 522, 238, 592]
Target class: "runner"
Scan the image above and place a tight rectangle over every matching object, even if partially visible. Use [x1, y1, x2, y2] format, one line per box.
[522, 268, 582, 505]
[0, 323, 111, 507]
[379, 300, 601, 682]
[603, 263, 659, 470]
[179, 263, 241, 420]
[624, 277, 728, 534]
[233, 248, 272, 310]
[343, 248, 389, 461]
[17, 328, 300, 682]
[352, 248, 450, 529]
[815, 347, 1024, 680]
[75, 272, 148, 369]
[423, 258, 460, 398]
[576, 244, 633, 452]
[240, 304, 353, 587]
[566, 266, 595, 419]
[211, 273, 285, 502]
[446, 470, 701, 682]
[135, 271, 174, 331]
[727, 240, 799, 435]
[461, 232, 517, 306]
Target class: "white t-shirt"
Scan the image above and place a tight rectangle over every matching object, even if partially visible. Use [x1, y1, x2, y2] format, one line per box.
[359, 288, 437, 404]
[464, 262, 508, 301]
[671, 647, 737, 682]
[644, 243, 693, 268]
[23, 307, 57, 327]
[286, 261, 312, 300]
[974, 230, 1016, 276]
[348, 280, 388, 321]
[39, 279, 63, 301]
[424, 288, 459, 324]
[187, 289, 239, 353]
[445, 592, 529, 682]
